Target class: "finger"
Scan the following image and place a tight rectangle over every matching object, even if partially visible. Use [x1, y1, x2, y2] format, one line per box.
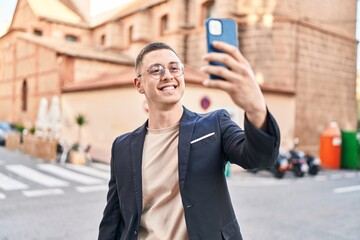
[202, 79, 234, 92]
[203, 52, 247, 75]
[201, 65, 249, 83]
[203, 52, 238, 71]
[212, 41, 251, 67]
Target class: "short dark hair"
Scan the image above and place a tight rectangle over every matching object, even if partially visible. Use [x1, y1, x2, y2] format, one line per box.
[135, 42, 179, 74]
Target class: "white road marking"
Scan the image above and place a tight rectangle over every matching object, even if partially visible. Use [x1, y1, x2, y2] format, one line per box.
[65, 164, 109, 179]
[6, 165, 69, 187]
[333, 185, 360, 194]
[227, 178, 290, 187]
[91, 163, 110, 172]
[38, 164, 103, 185]
[344, 172, 357, 178]
[23, 188, 64, 197]
[0, 192, 6, 199]
[330, 174, 343, 180]
[0, 172, 29, 190]
[314, 175, 327, 181]
[76, 185, 108, 193]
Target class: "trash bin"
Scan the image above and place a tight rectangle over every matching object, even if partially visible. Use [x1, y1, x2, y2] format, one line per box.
[341, 130, 360, 169]
[319, 121, 341, 169]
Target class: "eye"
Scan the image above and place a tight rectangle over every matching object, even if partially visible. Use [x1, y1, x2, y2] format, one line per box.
[169, 64, 181, 72]
[149, 67, 162, 75]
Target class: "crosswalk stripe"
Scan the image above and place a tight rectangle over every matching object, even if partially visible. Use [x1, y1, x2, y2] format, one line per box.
[38, 164, 103, 185]
[344, 172, 356, 178]
[65, 164, 109, 179]
[330, 174, 343, 180]
[0, 192, 6, 199]
[333, 185, 360, 194]
[76, 185, 108, 193]
[91, 163, 110, 172]
[23, 188, 64, 197]
[314, 175, 327, 181]
[0, 172, 29, 190]
[6, 165, 69, 187]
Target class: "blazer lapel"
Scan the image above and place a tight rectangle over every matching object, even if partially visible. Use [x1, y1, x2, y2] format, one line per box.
[178, 107, 198, 190]
[130, 121, 147, 226]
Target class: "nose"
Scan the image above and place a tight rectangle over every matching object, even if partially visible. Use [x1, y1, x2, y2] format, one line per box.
[161, 68, 174, 81]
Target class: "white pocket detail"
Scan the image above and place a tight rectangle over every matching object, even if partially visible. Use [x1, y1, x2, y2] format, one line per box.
[190, 132, 215, 144]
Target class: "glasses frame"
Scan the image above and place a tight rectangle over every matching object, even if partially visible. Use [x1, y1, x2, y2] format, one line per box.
[137, 62, 185, 80]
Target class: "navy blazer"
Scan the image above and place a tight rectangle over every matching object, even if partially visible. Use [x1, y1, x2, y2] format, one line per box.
[99, 107, 280, 240]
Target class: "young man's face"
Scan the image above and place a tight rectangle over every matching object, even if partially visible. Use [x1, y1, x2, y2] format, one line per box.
[135, 49, 185, 110]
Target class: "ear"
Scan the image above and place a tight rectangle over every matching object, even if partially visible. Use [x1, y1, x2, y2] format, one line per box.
[134, 77, 144, 94]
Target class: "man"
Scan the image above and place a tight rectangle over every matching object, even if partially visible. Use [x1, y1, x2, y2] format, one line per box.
[98, 41, 280, 240]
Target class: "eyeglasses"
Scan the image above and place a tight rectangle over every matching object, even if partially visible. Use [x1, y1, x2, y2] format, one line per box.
[137, 62, 184, 80]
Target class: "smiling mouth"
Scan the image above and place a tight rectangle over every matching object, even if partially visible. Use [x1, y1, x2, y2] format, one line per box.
[160, 85, 177, 91]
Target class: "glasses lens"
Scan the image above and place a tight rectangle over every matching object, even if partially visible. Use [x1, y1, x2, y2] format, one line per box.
[147, 63, 184, 79]
[169, 63, 183, 77]
[149, 65, 164, 79]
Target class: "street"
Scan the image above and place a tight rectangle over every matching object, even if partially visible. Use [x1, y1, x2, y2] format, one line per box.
[0, 147, 360, 240]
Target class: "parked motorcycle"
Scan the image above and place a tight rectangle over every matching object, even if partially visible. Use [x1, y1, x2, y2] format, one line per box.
[247, 147, 320, 178]
[304, 154, 321, 175]
[270, 152, 289, 179]
[288, 149, 309, 177]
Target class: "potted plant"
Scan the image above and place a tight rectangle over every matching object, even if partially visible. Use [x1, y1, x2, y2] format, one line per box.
[69, 114, 88, 164]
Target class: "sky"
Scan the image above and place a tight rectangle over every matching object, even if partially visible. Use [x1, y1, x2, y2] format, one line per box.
[0, 0, 132, 35]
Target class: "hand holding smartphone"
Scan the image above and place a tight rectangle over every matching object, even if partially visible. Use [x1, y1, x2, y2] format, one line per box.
[205, 18, 239, 80]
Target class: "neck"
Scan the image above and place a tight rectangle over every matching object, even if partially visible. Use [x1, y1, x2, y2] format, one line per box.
[147, 104, 183, 129]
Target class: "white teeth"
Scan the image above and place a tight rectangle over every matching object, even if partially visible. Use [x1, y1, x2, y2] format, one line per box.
[162, 86, 175, 91]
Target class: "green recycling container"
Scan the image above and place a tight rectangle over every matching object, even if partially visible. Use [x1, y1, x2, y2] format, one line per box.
[341, 130, 360, 169]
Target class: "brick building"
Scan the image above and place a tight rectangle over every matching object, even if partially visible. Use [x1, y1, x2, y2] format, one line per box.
[0, 0, 357, 161]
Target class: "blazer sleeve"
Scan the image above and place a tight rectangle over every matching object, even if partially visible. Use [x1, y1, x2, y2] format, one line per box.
[220, 108, 280, 169]
[98, 139, 122, 240]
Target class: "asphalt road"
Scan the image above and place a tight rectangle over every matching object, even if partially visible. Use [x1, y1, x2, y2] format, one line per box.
[0, 147, 359, 240]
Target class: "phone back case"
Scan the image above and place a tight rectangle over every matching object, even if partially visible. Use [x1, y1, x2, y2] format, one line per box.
[206, 18, 239, 79]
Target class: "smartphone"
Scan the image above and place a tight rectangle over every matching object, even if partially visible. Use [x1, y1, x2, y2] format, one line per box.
[205, 18, 239, 80]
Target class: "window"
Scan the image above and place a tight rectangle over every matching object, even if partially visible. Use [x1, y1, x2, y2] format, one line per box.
[101, 34, 106, 45]
[202, 0, 215, 22]
[129, 26, 133, 43]
[22, 80, 27, 112]
[160, 15, 168, 36]
[65, 34, 78, 42]
[33, 29, 42, 36]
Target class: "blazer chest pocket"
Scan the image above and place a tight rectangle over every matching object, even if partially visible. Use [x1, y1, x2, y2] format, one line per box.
[190, 132, 216, 146]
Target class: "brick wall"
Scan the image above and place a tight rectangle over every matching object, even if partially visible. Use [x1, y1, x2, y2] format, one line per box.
[0, 35, 60, 126]
[295, 24, 357, 152]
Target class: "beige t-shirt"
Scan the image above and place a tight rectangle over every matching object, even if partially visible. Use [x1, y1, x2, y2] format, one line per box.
[139, 123, 188, 240]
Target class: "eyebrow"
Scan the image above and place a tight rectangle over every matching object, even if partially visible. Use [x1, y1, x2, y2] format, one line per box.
[147, 61, 181, 68]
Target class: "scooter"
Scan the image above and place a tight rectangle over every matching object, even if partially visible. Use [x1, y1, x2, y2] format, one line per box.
[270, 152, 289, 179]
[288, 149, 308, 177]
[247, 151, 290, 179]
[304, 154, 321, 175]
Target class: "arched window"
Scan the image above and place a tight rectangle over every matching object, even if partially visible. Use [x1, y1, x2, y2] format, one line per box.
[202, 0, 215, 23]
[129, 26, 134, 44]
[101, 34, 106, 45]
[22, 80, 27, 112]
[160, 14, 168, 36]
